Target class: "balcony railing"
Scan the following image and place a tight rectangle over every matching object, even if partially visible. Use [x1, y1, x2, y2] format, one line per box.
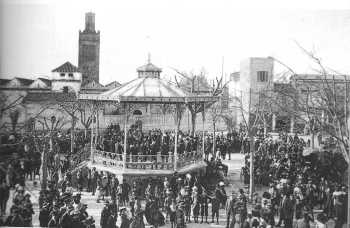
[93, 150, 124, 169]
[91, 149, 203, 171]
[125, 154, 174, 170]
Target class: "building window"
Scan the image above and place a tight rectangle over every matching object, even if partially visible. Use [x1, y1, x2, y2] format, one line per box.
[257, 71, 268, 82]
[60, 73, 65, 77]
[63, 86, 69, 93]
[133, 110, 142, 115]
[68, 73, 73, 77]
[230, 72, 240, 82]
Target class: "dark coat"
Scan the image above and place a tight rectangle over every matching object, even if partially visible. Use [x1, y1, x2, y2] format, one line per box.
[280, 196, 294, 219]
[100, 206, 110, 228]
[39, 208, 50, 227]
[105, 215, 117, 228]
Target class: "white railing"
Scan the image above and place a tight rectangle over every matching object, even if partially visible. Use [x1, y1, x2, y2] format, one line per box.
[93, 149, 124, 169]
[125, 153, 174, 170]
[92, 149, 203, 171]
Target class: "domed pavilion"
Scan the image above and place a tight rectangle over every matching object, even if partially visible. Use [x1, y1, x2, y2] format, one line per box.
[79, 58, 218, 182]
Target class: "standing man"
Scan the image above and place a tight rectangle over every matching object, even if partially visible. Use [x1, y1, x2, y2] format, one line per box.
[277, 192, 294, 228]
[76, 169, 84, 192]
[100, 202, 110, 228]
[87, 169, 92, 193]
[0, 180, 10, 216]
[211, 194, 220, 224]
[91, 168, 99, 196]
[220, 138, 227, 160]
[176, 202, 186, 228]
[226, 191, 236, 228]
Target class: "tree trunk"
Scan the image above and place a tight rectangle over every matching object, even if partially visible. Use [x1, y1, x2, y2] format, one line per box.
[40, 137, 51, 190]
[191, 112, 197, 136]
[339, 141, 350, 164]
[84, 127, 87, 139]
[70, 130, 74, 154]
[70, 118, 75, 154]
[348, 116, 350, 227]
[348, 163, 350, 227]
[249, 132, 255, 201]
[212, 122, 216, 156]
[40, 149, 47, 190]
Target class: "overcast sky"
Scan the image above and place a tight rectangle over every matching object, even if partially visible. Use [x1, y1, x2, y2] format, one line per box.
[1, 0, 350, 84]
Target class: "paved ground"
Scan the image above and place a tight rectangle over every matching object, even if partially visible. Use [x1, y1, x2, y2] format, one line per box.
[3, 153, 342, 227]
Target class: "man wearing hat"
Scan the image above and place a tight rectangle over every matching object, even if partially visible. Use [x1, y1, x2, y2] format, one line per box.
[276, 192, 294, 228]
[225, 190, 237, 228]
[73, 193, 82, 211]
[14, 185, 25, 203]
[268, 182, 278, 216]
[183, 185, 192, 223]
[217, 182, 227, 208]
[100, 201, 110, 228]
[91, 167, 99, 196]
[105, 206, 118, 228]
[119, 206, 131, 228]
[211, 191, 220, 224]
[39, 202, 51, 227]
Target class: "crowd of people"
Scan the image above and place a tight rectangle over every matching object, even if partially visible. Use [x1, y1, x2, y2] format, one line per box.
[37, 180, 95, 228]
[88, 170, 229, 228]
[239, 130, 348, 228]
[94, 123, 243, 165]
[0, 184, 34, 226]
[0, 122, 349, 228]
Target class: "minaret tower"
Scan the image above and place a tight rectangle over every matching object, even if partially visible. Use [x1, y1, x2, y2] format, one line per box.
[78, 12, 100, 84]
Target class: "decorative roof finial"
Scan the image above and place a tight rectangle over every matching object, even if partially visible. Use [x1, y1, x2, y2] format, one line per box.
[147, 52, 151, 64]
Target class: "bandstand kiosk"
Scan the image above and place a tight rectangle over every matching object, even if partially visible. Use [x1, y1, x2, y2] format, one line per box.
[79, 60, 218, 183]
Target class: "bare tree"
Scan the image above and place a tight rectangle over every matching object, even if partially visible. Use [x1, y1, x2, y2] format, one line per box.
[271, 43, 349, 164]
[77, 102, 94, 138]
[9, 109, 20, 132]
[0, 92, 24, 130]
[271, 43, 350, 225]
[56, 100, 80, 154]
[231, 86, 273, 200]
[36, 115, 68, 190]
[208, 100, 223, 155]
[220, 112, 236, 133]
[0, 92, 23, 118]
[172, 68, 229, 136]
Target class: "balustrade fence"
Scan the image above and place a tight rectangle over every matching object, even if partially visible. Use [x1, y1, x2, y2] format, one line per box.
[92, 149, 203, 171]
